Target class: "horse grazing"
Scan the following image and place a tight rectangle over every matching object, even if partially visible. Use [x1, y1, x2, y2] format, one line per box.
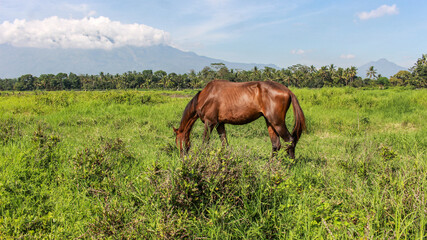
[173, 80, 306, 159]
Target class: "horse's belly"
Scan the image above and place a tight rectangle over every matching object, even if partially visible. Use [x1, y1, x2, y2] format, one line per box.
[218, 106, 262, 125]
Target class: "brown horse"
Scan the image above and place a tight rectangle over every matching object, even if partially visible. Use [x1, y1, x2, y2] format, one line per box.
[173, 80, 306, 158]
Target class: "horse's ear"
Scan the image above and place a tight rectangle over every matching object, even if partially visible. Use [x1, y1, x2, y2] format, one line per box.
[173, 127, 178, 134]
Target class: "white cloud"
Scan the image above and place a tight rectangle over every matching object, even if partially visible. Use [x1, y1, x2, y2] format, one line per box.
[357, 4, 399, 20]
[340, 54, 355, 59]
[291, 49, 305, 55]
[0, 16, 171, 49]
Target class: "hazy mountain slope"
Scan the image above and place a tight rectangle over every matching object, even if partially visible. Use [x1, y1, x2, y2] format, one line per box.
[358, 58, 407, 78]
[0, 44, 278, 78]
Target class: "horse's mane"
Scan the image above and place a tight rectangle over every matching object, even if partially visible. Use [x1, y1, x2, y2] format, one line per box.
[178, 91, 200, 132]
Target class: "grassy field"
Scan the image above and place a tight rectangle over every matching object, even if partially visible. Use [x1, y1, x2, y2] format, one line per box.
[0, 87, 426, 239]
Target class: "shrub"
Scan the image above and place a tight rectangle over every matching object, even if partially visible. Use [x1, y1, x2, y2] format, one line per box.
[72, 138, 134, 196]
[0, 124, 61, 238]
[148, 147, 294, 214]
[150, 149, 255, 212]
[71, 138, 139, 239]
[0, 118, 21, 144]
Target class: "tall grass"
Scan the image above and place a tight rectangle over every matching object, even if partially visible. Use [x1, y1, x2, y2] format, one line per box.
[0, 88, 426, 238]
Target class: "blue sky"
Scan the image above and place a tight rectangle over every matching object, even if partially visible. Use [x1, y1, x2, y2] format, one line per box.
[1, 0, 426, 68]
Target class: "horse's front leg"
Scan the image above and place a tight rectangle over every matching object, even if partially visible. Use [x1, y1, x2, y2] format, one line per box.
[202, 120, 215, 144]
[216, 123, 228, 146]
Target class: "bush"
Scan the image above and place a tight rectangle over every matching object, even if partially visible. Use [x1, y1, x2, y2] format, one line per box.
[0, 124, 61, 237]
[150, 148, 259, 211]
[71, 138, 139, 239]
[0, 118, 21, 144]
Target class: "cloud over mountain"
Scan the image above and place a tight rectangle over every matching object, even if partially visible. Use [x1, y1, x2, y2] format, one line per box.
[0, 16, 171, 49]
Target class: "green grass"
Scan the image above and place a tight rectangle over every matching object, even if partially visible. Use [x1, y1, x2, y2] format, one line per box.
[0, 88, 426, 239]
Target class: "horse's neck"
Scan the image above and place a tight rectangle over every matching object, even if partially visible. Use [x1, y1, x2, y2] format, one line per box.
[179, 109, 197, 133]
[178, 93, 200, 135]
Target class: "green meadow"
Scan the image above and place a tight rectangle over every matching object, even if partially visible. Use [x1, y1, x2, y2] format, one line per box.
[0, 88, 426, 239]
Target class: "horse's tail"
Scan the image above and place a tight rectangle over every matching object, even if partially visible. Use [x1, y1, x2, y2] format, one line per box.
[289, 91, 306, 145]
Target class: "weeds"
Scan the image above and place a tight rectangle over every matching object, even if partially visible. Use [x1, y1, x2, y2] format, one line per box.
[101, 90, 166, 105]
[72, 138, 134, 195]
[0, 124, 61, 237]
[150, 148, 260, 212]
[71, 137, 140, 239]
[0, 118, 21, 144]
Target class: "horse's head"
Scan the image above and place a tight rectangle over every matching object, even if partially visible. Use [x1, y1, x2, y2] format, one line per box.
[173, 127, 182, 151]
[173, 127, 190, 155]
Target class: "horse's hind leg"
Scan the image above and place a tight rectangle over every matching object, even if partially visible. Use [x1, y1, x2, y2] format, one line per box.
[266, 122, 281, 158]
[266, 119, 295, 159]
[275, 125, 295, 159]
[216, 123, 228, 146]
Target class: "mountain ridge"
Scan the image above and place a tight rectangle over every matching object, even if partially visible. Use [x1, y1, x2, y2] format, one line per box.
[0, 44, 278, 78]
[0, 44, 409, 79]
[358, 58, 407, 78]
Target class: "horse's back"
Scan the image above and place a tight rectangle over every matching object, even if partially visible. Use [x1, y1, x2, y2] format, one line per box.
[197, 80, 292, 124]
[197, 80, 263, 124]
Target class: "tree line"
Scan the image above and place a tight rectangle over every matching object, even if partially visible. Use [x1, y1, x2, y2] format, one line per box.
[1, 54, 425, 91]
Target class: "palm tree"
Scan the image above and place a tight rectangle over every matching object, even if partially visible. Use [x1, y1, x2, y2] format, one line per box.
[188, 69, 201, 89]
[411, 54, 427, 87]
[251, 66, 261, 81]
[329, 64, 336, 72]
[366, 66, 377, 79]
[263, 66, 275, 80]
[318, 66, 332, 86]
[309, 65, 317, 74]
[343, 66, 357, 86]
[349, 66, 357, 84]
[278, 69, 292, 86]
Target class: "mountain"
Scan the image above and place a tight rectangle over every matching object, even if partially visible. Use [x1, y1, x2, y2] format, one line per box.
[0, 44, 278, 78]
[358, 58, 407, 78]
